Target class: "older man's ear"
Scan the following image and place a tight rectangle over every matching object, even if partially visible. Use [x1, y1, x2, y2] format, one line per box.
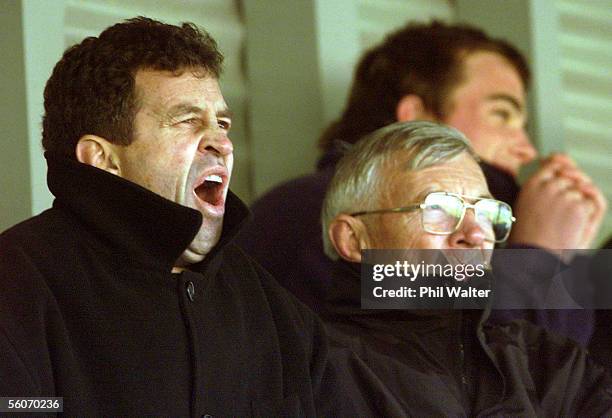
[76, 135, 121, 176]
[395, 94, 435, 122]
[328, 214, 371, 263]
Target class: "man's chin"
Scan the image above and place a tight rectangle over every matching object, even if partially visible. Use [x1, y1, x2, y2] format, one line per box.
[172, 224, 222, 269]
[175, 246, 209, 268]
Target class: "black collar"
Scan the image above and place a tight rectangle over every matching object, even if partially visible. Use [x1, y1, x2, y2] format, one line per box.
[478, 161, 520, 206]
[324, 260, 491, 333]
[325, 260, 460, 323]
[46, 153, 250, 272]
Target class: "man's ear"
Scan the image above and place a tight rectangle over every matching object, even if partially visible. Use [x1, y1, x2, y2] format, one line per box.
[395, 94, 433, 122]
[75, 135, 121, 175]
[328, 214, 370, 263]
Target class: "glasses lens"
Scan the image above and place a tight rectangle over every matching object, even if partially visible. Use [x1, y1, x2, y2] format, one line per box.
[422, 193, 463, 234]
[475, 199, 513, 242]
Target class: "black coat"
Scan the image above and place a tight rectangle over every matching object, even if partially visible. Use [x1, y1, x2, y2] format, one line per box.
[0, 154, 350, 417]
[323, 261, 612, 417]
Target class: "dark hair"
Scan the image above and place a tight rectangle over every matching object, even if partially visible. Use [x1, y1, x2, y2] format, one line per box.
[42, 16, 224, 158]
[318, 21, 530, 151]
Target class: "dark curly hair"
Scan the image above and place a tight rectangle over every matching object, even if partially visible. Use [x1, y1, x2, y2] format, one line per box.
[318, 21, 530, 151]
[42, 16, 224, 158]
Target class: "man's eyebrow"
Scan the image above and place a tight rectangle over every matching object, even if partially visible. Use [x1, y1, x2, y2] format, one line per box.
[486, 93, 524, 112]
[457, 192, 494, 200]
[217, 108, 233, 119]
[411, 188, 436, 203]
[166, 103, 203, 118]
[165, 104, 233, 119]
[411, 190, 494, 202]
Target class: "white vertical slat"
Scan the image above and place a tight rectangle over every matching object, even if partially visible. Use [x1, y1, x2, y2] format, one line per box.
[557, 0, 612, 245]
[356, 0, 454, 50]
[64, 0, 251, 201]
[22, 0, 66, 216]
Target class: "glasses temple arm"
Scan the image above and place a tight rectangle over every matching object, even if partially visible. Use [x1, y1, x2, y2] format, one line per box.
[349, 204, 423, 217]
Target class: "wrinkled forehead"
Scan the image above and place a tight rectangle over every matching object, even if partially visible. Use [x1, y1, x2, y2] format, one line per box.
[134, 66, 219, 97]
[379, 152, 489, 204]
[445, 50, 526, 108]
[133, 68, 226, 113]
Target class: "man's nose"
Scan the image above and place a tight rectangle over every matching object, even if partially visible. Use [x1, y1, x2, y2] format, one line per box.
[198, 131, 233, 157]
[449, 210, 487, 249]
[513, 129, 537, 164]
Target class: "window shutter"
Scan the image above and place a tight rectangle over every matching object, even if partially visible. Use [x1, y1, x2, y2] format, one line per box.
[356, 0, 453, 50]
[557, 0, 612, 243]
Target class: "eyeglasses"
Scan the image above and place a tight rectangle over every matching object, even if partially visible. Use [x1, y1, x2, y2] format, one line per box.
[350, 191, 515, 243]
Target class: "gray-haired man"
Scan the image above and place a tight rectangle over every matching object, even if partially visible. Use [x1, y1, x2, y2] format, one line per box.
[321, 120, 612, 416]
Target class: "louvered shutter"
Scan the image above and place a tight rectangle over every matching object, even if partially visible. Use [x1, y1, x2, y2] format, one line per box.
[557, 0, 612, 244]
[357, 0, 453, 50]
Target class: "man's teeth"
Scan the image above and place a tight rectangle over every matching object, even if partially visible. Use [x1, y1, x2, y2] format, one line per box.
[205, 174, 223, 184]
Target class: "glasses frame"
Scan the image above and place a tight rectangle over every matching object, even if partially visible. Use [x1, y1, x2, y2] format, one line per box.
[349, 191, 516, 243]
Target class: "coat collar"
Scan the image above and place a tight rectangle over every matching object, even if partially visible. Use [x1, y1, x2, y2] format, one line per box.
[479, 161, 520, 206]
[45, 153, 250, 272]
[324, 260, 492, 333]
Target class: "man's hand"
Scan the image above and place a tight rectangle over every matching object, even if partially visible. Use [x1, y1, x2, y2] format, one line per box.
[509, 154, 607, 250]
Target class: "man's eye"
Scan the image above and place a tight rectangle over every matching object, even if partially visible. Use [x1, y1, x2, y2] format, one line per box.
[180, 118, 199, 125]
[492, 109, 511, 121]
[218, 119, 231, 130]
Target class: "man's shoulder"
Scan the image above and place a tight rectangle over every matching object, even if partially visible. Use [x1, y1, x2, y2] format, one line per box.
[482, 317, 597, 382]
[1, 205, 73, 237]
[484, 318, 579, 351]
[0, 211, 65, 337]
[236, 168, 333, 256]
[250, 168, 335, 213]
[0, 207, 86, 292]
[485, 318, 612, 412]
[0, 208, 72, 252]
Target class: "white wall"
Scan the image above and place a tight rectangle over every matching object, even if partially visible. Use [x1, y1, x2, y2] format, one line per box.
[0, 0, 64, 232]
[244, 0, 454, 196]
[557, 0, 612, 244]
[0, 0, 32, 232]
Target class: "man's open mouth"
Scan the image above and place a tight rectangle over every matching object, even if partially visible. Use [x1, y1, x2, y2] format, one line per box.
[194, 173, 225, 207]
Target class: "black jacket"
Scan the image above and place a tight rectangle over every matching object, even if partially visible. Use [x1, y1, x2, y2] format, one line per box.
[323, 261, 612, 417]
[0, 154, 349, 417]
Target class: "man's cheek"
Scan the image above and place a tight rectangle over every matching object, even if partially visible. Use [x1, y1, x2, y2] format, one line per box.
[417, 234, 446, 250]
[225, 157, 235, 186]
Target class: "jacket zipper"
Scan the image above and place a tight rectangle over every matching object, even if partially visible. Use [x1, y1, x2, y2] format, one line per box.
[459, 314, 470, 411]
